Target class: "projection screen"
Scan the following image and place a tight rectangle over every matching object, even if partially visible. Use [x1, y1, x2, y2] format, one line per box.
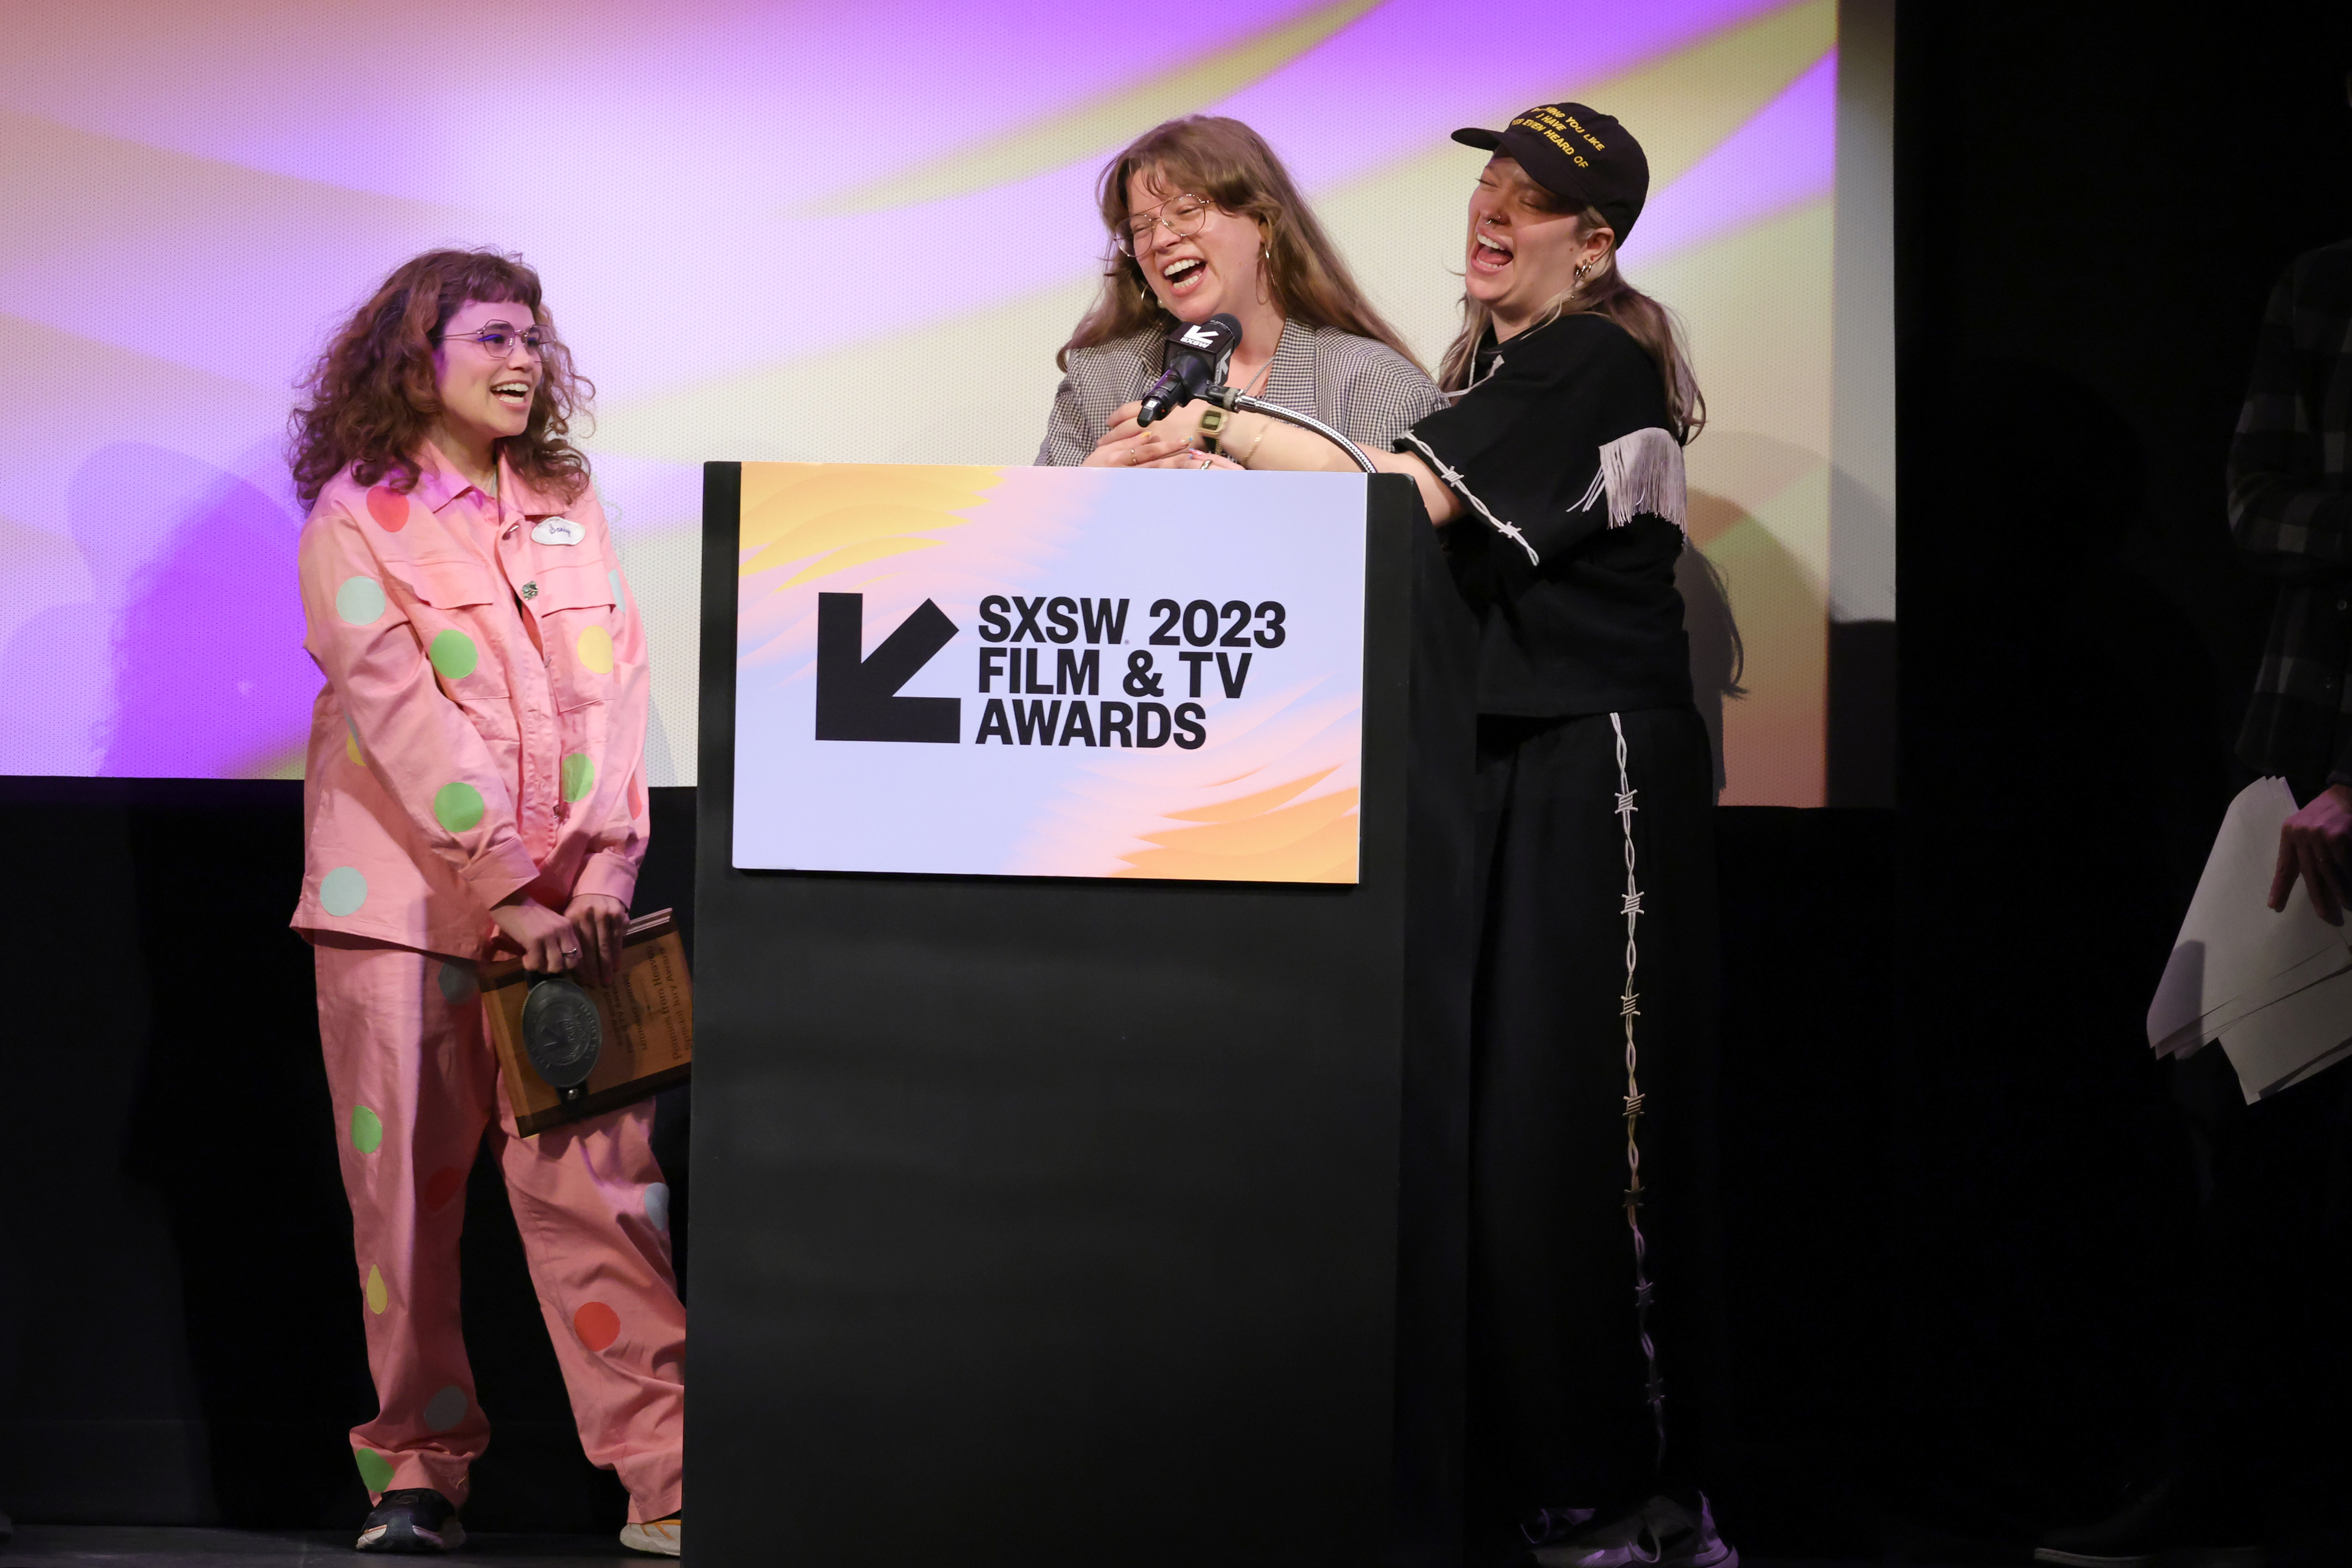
[0, 0, 1892, 804]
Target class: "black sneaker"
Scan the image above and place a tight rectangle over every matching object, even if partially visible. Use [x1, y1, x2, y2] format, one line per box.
[1526, 1493, 1737, 1568]
[2033, 1477, 2262, 1568]
[356, 1487, 466, 1553]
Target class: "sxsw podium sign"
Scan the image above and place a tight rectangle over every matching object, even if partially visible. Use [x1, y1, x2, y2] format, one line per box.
[730, 463, 1367, 882]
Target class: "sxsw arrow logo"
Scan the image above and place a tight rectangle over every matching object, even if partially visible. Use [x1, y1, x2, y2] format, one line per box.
[815, 592, 961, 742]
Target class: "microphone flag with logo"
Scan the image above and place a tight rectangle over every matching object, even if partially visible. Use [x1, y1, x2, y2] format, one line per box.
[1137, 313, 1242, 428]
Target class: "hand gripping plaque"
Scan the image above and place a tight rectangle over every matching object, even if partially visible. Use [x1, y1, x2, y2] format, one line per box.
[520, 977, 603, 1102]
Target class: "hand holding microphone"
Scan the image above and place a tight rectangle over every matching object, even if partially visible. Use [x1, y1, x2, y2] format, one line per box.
[1136, 313, 1242, 428]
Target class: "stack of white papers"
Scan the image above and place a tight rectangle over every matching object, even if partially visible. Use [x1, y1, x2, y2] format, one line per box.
[2147, 777, 2352, 1102]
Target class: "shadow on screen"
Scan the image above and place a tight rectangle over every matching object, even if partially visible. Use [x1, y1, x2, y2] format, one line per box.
[1677, 541, 1746, 798]
[67, 442, 312, 779]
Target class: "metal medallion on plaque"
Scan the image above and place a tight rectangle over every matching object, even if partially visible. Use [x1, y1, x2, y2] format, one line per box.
[520, 977, 603, 1102]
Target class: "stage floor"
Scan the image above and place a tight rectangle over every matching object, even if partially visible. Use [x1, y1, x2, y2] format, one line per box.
[0, 1526, 1901, 1567]
[0, 1527, 640, 1564]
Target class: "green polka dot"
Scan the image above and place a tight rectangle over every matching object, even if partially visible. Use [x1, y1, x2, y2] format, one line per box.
[355, 1447, 395, 1492]
[350, 1105, 383, 1155]
[336, 575, 386, 626]
[428, 629, 479, 680]
[433, 781, 485, 833]
[562, 753, 596, 803]
[320, 865, 368, 917]
[608, 569, 623, 607]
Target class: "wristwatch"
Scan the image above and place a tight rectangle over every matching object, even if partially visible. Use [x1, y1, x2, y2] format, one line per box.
[1196, 405, 1228, 455]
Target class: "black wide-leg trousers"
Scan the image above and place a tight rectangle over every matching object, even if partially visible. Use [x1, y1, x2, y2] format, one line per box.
[1464, 705, 1727, 1549]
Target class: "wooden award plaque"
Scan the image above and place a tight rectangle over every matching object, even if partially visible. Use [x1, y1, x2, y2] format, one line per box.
[482, 908, 694, 1135]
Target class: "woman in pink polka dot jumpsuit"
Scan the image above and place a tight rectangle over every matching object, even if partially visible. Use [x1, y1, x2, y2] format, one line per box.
[286, 249, 684, 1556]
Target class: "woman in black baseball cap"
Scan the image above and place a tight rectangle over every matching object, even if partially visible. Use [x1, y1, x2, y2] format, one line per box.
[1118, 102, 1733, 1568]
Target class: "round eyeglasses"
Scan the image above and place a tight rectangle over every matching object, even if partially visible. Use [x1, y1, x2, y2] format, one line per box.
[1114, 194, 1212, 257]
[438, 324, 551, 359]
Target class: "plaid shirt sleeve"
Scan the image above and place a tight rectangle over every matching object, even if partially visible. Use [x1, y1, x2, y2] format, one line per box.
[1307, 328, 1450, 453]
[1036, 367, 1098, 466]
[2228, 247, 2352, 570]
[1035, 337, 1159, 465]
[2228, 242, 2352, 785]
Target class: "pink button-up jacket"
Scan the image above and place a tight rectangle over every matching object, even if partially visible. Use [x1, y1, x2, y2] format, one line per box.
[291, 442, 649, 958]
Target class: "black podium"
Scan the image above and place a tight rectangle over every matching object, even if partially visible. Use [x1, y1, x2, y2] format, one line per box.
[690, 463, 1477, 1567]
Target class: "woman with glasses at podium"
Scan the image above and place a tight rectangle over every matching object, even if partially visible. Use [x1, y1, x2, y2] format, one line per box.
[286, 249, 685, 1558]
[1119, 105, 1735, 1568]
[1037, 114, 1445, 469]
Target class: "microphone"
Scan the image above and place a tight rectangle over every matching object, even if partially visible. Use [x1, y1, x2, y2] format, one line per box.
[1136, 313, 1242, 428]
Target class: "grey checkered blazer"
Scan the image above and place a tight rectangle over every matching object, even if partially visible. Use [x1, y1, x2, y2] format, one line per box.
[1035, 319, 1447, 466]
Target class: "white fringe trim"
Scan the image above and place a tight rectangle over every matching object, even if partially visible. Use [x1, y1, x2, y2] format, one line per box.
[1400, 433, 1540, 566]
[1598, 427, 1687, 533]
[1569, 467, 1606, 515]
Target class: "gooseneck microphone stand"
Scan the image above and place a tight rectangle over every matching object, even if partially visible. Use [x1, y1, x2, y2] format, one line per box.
[1201, 384, 1379, 475]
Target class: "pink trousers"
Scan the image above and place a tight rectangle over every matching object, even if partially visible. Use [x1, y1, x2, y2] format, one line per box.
[315, 939, 685, 1521]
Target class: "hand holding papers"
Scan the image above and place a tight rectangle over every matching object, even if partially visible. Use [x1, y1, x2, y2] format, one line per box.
[2148, 779, 2352, 1101]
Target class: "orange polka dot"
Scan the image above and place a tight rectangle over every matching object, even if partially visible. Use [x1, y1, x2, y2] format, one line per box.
[366, 486, 409, 531]
[574, 1301, 621, 1352]
[627, 773, 646, 820]
[422, 1165, 468, 1212]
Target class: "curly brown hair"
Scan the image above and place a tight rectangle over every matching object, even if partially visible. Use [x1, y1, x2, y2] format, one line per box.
[288, 248, 594, 504]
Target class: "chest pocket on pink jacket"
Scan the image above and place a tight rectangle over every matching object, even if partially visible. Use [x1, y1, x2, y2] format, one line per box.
[397, 560, 518, 747]
[398, 560, 507, 691]
[527, 562, 618, 712]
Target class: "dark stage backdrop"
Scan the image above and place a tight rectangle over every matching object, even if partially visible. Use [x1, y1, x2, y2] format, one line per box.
[1887, 0, 2352, 1557]
[0, 781, 697, 1535]
[0, 776, 1884, 1552]
[7, 2, 2352, 1557]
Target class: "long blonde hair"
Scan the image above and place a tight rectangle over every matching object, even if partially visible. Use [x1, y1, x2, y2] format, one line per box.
[1438, 198, 1705, 444]
[1058, 116, 1423, 374]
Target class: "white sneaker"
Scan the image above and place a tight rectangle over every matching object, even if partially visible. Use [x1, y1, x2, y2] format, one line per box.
[620, 1516, 682, 1557]
[1530, 1494, 1737, 1568]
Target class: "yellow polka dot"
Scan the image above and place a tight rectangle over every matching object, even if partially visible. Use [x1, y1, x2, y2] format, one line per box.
[365, 1264, 388, 1314]
[576, 625, 614, 674]
[345, 718, 362, 767]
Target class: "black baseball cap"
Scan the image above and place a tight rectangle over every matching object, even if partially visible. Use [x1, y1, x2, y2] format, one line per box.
[1453, 102, 1649, 242]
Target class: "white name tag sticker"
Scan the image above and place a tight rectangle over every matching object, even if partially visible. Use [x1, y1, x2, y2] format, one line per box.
[532, 516, 583, 547]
